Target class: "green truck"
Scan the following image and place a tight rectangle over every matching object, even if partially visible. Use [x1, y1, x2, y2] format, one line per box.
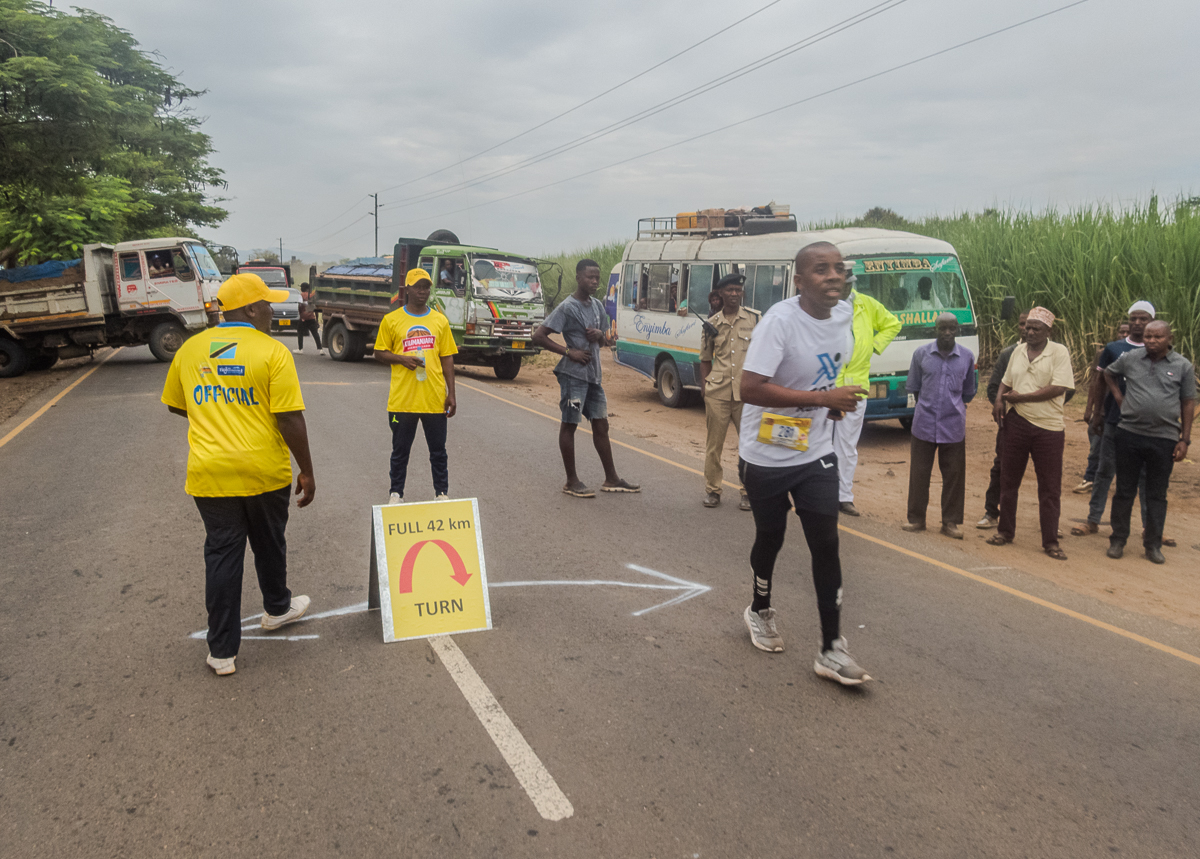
[309, 233, 548, 379]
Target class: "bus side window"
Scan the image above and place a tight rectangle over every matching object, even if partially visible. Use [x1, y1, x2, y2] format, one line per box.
[740, 264, 757, 309]
[622, 263, 639, 308]
[685, 264, 714, 316]
[752, 264, 786, 313]
[645, 264, 672, 312]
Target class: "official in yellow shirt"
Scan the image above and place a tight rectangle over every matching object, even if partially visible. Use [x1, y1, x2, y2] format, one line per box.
[988, 306, 1075, 560]
[161, 273, 316, 677]
[374, 268, 458, 503]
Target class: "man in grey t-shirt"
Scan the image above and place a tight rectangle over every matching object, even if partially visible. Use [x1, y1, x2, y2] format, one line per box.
[1103, 320, 1196, 563]
[533, 258, 639, 498]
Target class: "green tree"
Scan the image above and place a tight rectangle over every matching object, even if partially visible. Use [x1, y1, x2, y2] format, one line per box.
[0, 0, 227, 265]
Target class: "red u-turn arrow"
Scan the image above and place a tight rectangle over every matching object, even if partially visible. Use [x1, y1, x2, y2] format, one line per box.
[397, 539, 472, 593]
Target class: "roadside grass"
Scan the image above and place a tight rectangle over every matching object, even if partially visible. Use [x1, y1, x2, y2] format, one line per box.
[537, 241, 626, 309]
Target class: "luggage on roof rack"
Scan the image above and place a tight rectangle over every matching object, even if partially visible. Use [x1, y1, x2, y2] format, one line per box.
[638, 212, 797, 240]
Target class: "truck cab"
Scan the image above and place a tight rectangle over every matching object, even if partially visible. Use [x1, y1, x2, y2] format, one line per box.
[113, 238, 224, 331]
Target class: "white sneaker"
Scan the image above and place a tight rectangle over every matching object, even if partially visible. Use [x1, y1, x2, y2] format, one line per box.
[206, 653, 236, 675]
[976, 515, 999, 529]
[814, 636, 872, 685]
[435, 493, 448, 499]
[744, 605, 784, 652]
[292, 347, 302, 353]
[260, 595, 311, 631]
[317, 348, 327, 356]
[388, 492, 402, 505]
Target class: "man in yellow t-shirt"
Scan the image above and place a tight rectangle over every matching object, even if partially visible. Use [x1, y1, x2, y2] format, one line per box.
[374, 268, 458, 503]
[161, 273, 316, 677]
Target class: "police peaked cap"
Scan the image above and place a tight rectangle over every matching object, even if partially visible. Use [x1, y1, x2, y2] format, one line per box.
[715, 273, 746, 290]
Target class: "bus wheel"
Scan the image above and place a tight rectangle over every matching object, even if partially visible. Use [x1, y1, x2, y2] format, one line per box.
[899, 416, 913, 431]
[149, 322, 187, 362]
[656, 358, 685, 408]
[493, 354, 521, 380]
[0, 336, 31, 378]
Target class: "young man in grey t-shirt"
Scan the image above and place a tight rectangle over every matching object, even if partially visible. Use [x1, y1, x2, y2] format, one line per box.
[532, 258, 640, 498]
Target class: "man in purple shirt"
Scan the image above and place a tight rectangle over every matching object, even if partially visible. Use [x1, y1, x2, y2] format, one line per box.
[902, 313, 978, 539]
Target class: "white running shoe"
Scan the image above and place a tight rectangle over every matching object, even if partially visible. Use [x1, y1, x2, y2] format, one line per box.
[814, 636, 872, 685]
[435, 493, 448, 499]
[388, 492, 402, 505]
[744, 605, 784, 652]
[317, 348, 327, 356]
[206, 653, 236, 675]
[260, 595, 311, 631]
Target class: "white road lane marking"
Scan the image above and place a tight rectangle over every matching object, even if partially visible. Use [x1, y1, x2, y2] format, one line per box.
[429, 634, 574, 822]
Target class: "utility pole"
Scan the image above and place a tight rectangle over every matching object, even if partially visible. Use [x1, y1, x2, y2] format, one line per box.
[370, 193, 379, 258]
[278, 238, 284, 266]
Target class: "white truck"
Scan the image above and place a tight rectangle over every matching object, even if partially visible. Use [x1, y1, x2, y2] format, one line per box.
[0, 238, 224, 377]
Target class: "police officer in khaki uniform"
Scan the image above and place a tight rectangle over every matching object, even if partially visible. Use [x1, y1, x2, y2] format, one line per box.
[699, 272, 760, 509]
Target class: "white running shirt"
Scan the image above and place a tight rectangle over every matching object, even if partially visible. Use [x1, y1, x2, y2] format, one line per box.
[738, 298, 853, 467]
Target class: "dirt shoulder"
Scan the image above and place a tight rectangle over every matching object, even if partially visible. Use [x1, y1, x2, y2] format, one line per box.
[459, 347, 1200, 632]
[0, 353, 108, 427]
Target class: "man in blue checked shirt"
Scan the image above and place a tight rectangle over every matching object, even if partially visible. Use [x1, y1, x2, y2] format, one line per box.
[903, 312, 978, 539]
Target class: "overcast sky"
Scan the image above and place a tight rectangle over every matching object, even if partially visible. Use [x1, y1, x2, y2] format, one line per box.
[79, 0, 1199, 260]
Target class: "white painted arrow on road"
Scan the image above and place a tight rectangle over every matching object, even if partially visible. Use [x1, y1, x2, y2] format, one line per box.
[187, 564, 711, 640]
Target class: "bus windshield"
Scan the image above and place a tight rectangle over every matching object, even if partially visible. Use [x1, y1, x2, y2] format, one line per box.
[470, 256, 541, 302]
[849, 255, 970, 326]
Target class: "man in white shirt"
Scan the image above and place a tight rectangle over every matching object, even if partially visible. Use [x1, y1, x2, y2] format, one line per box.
[738, 241, 872, 685]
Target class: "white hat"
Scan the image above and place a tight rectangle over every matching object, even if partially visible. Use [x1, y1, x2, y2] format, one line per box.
[1128, 300, 1156, 318]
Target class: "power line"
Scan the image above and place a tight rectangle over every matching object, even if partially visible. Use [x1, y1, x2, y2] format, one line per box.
[377, 0, 788, 196]
[303, 212, 373, 249]
[372, 0, 1092, 235]
[291, 193, 371, 239]
[378, 0, 908, 212]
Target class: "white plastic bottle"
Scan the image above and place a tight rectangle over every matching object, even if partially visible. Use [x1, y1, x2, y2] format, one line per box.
[414, 349, 427, 382]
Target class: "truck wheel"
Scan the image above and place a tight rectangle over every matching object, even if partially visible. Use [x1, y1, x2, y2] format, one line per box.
[326, 322, 352, 361]
[0, 336, 31, 379]
[149, 322, 187, 362]
[427, 229, 460, 244]
[656, 358, 685, 408]
[347, 331, 368, 362]
[493, 354, 521, 380]
[899, 416, 913, 431]
[28, 352, 59, 372]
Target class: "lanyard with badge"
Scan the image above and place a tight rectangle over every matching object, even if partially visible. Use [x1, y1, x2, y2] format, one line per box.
[757, 412, 812, 451]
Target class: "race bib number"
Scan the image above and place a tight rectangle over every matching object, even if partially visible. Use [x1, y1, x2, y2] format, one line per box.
[757, 413, 812, 451]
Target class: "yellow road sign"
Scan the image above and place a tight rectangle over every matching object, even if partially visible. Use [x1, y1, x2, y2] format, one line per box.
[372, 498, 492, 642]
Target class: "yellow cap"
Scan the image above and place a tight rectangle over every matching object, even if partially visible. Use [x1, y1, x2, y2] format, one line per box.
[405, 268, 433, 287]
[217, 273, 290, 311]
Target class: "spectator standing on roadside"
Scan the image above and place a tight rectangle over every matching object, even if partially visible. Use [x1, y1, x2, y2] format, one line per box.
[833, 273, 901, 517]
[532, 259, 640, 498]
[295, 283, 325, 356]
[902, 313, 977, 539]
[1103, 321, 1195, 564]
[374, 268, 458, 504]
[976, 310, 1027, 528]
[699, 273, 759, 510]
[1072, 303, 1155, 538]
[160, 273, 316, 677]
[738, 241, 871, 686]
[1075, 320, 1130, 494]
[987, 307, 1075, 560]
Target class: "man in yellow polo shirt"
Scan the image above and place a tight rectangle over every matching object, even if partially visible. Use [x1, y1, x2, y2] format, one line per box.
[162, 273, 316, 677]
[374, 267, 458, 503]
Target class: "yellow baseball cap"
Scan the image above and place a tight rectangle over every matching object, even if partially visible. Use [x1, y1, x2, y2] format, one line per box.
[218, 273, 290, 311]
[405, 268, 433, 287]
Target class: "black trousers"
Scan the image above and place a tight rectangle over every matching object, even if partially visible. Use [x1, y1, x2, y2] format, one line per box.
[740, 457, 842, 650]
[1110, 428, 1176, 550]
[908, 436, 966, 526]
[193, 486, 292, 659]
[297, 319, 321, 350]
[984, 424, 1003, 519]
[389, 412, 449, 496]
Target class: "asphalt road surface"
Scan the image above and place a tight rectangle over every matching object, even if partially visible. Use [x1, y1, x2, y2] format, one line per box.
[3, 343, 1199, 858]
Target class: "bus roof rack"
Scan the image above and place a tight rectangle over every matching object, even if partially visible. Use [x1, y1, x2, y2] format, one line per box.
[636, 213, 798, 240]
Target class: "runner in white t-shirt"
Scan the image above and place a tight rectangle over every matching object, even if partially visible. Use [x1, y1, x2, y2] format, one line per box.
[738, 241, 873, 685]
